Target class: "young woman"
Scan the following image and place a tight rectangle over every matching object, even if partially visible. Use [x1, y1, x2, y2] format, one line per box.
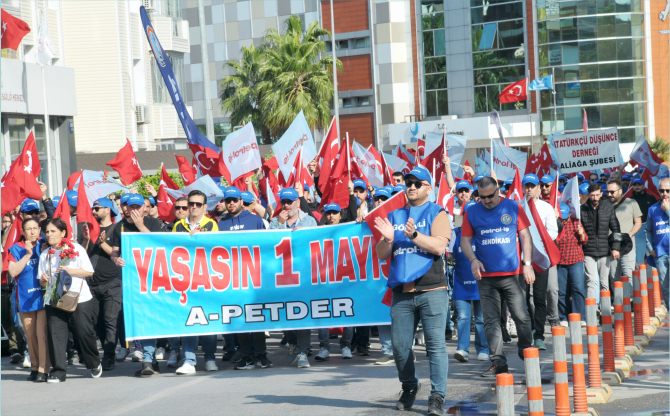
[7, 218, 49, 381]
[38, 218, 100, 383]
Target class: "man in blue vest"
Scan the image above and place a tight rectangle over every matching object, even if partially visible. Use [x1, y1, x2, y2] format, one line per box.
[460, 176, 534, 378]
[374, 167, 451, 415]
[646, 177, 669, 306]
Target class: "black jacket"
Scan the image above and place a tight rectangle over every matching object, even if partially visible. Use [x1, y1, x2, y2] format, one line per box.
[630, 192, 658, 223]
[580, 198, 621, 258]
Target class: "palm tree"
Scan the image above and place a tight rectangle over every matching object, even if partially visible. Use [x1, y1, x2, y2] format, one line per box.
[219, 45, 273, 143]
[261, 15, 342, 138]
[651, 136, 669, 162]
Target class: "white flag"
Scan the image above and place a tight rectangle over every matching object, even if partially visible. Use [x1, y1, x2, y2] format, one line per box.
[559, 177, 581, 220]
[36, 18, 55, 66]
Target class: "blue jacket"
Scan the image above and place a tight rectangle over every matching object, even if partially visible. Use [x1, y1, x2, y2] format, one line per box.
[646, 201, 669, 257]
[218, 210, 266, 231]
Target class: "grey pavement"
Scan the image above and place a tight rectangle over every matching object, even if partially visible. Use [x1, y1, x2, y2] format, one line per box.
[2, 319, 668, 415]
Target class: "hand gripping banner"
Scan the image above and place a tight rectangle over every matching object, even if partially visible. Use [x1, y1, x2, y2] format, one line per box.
[122, 223, 391, 340]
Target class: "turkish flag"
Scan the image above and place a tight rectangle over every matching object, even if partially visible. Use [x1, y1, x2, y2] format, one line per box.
[505, 168, 524, 201]
[74, 172, 100, 244]
[157, 165, 177, 223]
[316, 118, 339, 194]
[175, 155, 196, 186]
[547, 175, 560, 210]
[379, 152, 395, 186]
[395, 143, 415, 172]
[320, 139, 352, 209]
[436, 173, 456, 216]
[188, 143, 222, 180]
[1, 9, 31, 51]
[364, 191, 407, 243]
[1, 133, 43, 217]
[106, 139, 143, 185]
[258, 157, 281, 204]
[420, 133, 446, 181]
[53, 189, 73, 238]
[1, 214, 23, 275]
[417, 138, 426, 162]
[525, 143, 552, 178]
[499, 78, 527, 104]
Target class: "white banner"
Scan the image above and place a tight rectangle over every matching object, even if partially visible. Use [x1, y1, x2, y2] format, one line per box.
[271, 110, 317, 182]
[491, 140, 527, 181]
[73, 170, 128, 207]
[351, 142, 383, 187]
[220, 123, 262, 182]
[553, 128, 620, 174]
[165, 175, 224, 211]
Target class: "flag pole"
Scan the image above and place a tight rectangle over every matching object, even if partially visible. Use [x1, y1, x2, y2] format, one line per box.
[39, 5, 54, 196]
[346, 132, 351, 182]
[552, 67, 557, 133]
[329, 0, 340, 140]
[527, 70, 533, 155]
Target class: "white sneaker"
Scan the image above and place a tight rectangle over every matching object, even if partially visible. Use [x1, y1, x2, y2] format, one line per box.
[176, 362, 196, 375]
[560, 321, 569, 327]
[581, 321, 587, 328]
[155, 347, 166, 361]
[23, 352, 31, 368]
[265, 331, 271, 338]
[297, 353, 310, 368]
[454, 350, 469, 362]
[131, 350, 143, 362]
[315, 347, 330, 361]
[508, 320, 517, 338]
[205, 360, 218, 372]
[116, 347, 129, 362]
[478, 352, 490, 361]
[167, 350, 179, 367]
[341, 346, 353, 359]
[415, 330, 425, 346]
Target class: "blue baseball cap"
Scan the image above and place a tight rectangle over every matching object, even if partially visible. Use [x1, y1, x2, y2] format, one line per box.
[278, 188, 299, 202]
[558, 183, 566, 193]
[601, 172, 610, 178]
[20, 199, 40, 212]
[324, 203, 341, 213]
[455, 180, 473, 192]
[66, 190, 78, 207]
[52, 196, 60, 208]
[540, 174, 554, 184]
[522, 174, 540, 186]
[374, 188, 391, 199]
[473, 175, 484, 183]
[559, 203, 570, 220]
[383, 185, 394, 194]
[148, 196, 156, 205]
[93, 197, 118, 216]
[601, 183, 608, 192]
[576, 172, 585, 180]
[120, 193, 132, 204]
[579, 183, 589, 195]
[463, 200, 477, 214]
[240, 191, 255, 204]
[622, 173, 633, 180]
[353, 179, 367, 190]
[126, 194, 145, 207]
[504, 178, 514, 189]
[392, 184, 406, 194]
[404, 167, 432, 184]
[632, 177, 644, 185]
[473, 185, 479, 192]
[224, 186, 242, 200]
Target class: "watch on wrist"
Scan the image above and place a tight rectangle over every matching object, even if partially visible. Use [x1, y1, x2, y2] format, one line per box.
[523, 261, 532, 266]
[410, 231, 418, 240]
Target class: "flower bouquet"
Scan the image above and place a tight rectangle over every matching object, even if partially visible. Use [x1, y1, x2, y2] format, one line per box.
[44, 239, 79, 305]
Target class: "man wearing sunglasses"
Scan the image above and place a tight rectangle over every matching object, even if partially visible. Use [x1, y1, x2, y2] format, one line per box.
[374, 167, 451, 415]
[645, 177, 669, 307]
[539, 175, 559, 203]
[580, 183, 621, 308]
[81, 198, 122, 371]
[607, 180, 642, 284]
[460, 176, 534, 378]
[392, 172, 404, 185]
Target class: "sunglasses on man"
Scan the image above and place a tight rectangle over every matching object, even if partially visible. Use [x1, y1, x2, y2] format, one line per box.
[374, 196, 389, 202]
[405, 180, 427, 189]
[92, 207, 108, 212]
[224, 198, 240, 204]
[175, 205, 188, 211]
[659, 188, 670, 194]
[540, 183, 552, 188]
[188, 201, 205, 208]
[606, 190, 619, 195]
[24, 210, 40, 216]
[479, 191, 497, 200]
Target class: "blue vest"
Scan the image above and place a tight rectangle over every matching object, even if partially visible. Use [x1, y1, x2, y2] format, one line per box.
[453, 228, 479, 300]
[466, 198, 521, 275]
[648, 202, 669, 257]
[8, 242, 45, 313]
[388, 201, 444, 289]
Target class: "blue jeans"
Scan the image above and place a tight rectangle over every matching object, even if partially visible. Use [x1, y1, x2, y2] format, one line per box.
[557, 262, 586, 322]
[378, 325, 393, 356]
[453, 299, 488, 355]
[656, 255, 669, 307]
[635, 225, 647, 263]
[317, 327, 353, 351]
[142, 339, 156, 364]
[181, 335, 217, 365]
[391, 289, 448, 397]
[168, 337, 180, 353]
[223, 334, 236, 353]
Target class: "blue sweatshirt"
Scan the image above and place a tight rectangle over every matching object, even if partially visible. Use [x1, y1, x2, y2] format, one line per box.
[218, 210, 266, 231]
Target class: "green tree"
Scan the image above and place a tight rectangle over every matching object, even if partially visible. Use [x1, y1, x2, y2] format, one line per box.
[126, 172, 184, 197]
[651, 136, 669, 162]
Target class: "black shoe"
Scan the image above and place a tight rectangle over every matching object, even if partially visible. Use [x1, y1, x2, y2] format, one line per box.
[91, 364, 103, 378]
[396, 382, 421, 411]
[427, 393, 445, 416]
[135, 362, 155, 378]
[27, 371, 38, 381]
[357, 346, 370, 356]
[230, 350, 244, 363]
[234, 357, 255, 370]
[518, 350, 525, 361]
[221, 350, 236, 361]
[549, 320, 560, 328]
[328, 334, 339, 339]
[152, 362, 161, 374]
[481, 364, 509, 377]
[445, 329, 453, 341]
[9, 353, 23, 364]
[47, 374, 65, 383]
[255, 353, 273, 369]
[102, 354, 115, 371]
[68, 351, 80, 365]
[36, 372, 47, 382]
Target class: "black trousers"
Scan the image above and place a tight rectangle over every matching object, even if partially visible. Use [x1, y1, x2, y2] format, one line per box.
[351, 326, 369, 348]
[526, 268, 549, 341]
[116, 308, 127, 348]
[238, 332, 267, 357]
[1, 290, 25, 355]
[91, 279, 122, 357]
[47, 302, 101, 379]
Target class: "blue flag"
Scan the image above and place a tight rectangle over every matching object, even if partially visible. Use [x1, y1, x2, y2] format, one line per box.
[529, 75, 553, 91]
[140, 6, 219, 154]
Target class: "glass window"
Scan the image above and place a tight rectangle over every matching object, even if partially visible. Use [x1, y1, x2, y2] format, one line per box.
[434, 31, 446, 55]
[616, 38, 632, 60]
[618, 79, 633, 101]
[632, 38, 643, 59]
[541, 90, 552, 108]
[541, 109, 554, 132]
[631, 14, 643, 36]
[501, 99, 526, 111]
[473, 48, 525, 69]
[564, 106, 582, 130]
[337, 40, 349, 50]
[615, 0, 631, 12]
[598, 39, 616, 61]
[437, 90, 449, 116]
[597, 0, 616, 13]
[539, 45, 549, 67]
[471, 2, 523, 24]
[619, 103, 635, 126]
[538, 21, 547, 44]
[600, 80, 618, 102]
[474, 65, 525, 85]
[633, 102, 645, 126]
[599, 63, 617, 78]
[560, 1, 578, 17]
[579, 41, 597, 63]
[618, 128, 635, 143]
[422, 12, 444, 30]
[422, 0, 444, 14]
[577, 0, 597, 16]
[584, 106, 601, 129]
[471, 0, 515, 6]
[547, 19, 561, 43]
[478, 23, 498, 50]
[615, 14, 632, 37]
[359, 96, 372, 106]
[8, 118, 27, 160]
[498, 19, 524, 49]
[563, 65, 580, 81]
[580, 64, 599, 79]
[578, 16, 597, 39]
[598, 15, 615, 38]
[425, 74, 447, 90]
[425, 56, 446, 74]
[423, 32, 434, 57]
[545, 0, 561, 19]
[475, 86, 488, 113]
[632, 78, 644, 101]
[618, 61, 633, 77]
[343, 98, 354, 108]
[562, 42, 579, 65]
[355, 38, 369, 49]
[581, 81, 600, 104]
[561, 18, 578, 41]
[426, 91, 437, 116]
[549, 43, 562, 65]
[487, 85, 501, 111]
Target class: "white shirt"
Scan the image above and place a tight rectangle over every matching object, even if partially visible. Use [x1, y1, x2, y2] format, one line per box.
[533, 198, 559, 240]
[38, 242, 94, 305]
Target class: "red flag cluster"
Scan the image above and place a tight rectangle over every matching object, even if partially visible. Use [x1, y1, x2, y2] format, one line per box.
[1, 132, 43, 217]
